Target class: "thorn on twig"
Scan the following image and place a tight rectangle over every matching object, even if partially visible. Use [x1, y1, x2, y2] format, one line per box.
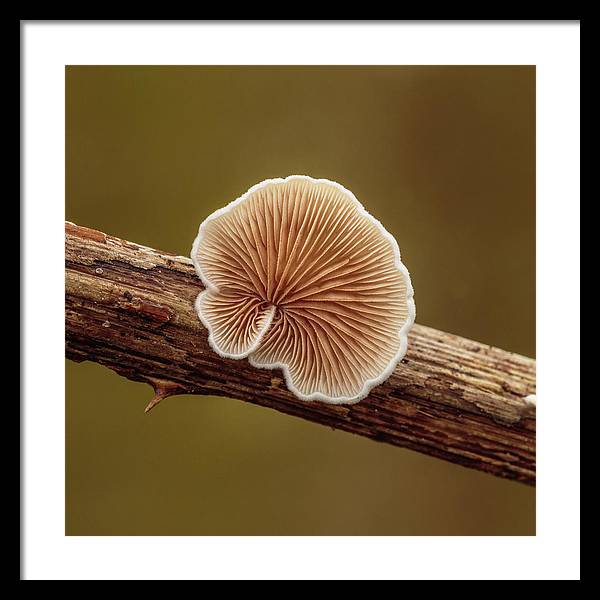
[144, 378, 184, 413]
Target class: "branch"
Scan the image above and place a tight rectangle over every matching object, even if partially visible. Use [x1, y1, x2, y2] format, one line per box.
[65, 222, 536, 485]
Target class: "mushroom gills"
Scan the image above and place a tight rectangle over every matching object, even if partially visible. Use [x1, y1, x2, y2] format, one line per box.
[191, 176, 415, 404]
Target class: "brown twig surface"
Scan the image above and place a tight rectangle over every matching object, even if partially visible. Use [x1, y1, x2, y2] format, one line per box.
[65, 222, 536, 485]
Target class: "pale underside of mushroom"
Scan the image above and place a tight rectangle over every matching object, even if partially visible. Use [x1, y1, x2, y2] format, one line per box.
[191, 176, 415, 404]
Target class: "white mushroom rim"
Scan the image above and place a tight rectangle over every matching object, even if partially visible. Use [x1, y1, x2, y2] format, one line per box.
[191, 175, 416, 404]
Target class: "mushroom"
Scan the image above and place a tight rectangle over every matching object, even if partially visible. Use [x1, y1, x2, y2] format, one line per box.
[191, 176, 415, 404]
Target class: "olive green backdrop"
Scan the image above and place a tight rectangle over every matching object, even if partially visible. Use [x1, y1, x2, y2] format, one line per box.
[66, 66, 535, 536]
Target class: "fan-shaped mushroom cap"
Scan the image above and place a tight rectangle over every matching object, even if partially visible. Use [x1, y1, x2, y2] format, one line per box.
[191, 176, 415, 404]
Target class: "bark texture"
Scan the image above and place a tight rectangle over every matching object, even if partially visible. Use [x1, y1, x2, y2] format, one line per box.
[65, 222, 536, 485]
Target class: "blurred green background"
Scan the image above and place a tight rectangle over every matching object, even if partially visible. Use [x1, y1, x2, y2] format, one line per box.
[66, 66, 535, 535]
